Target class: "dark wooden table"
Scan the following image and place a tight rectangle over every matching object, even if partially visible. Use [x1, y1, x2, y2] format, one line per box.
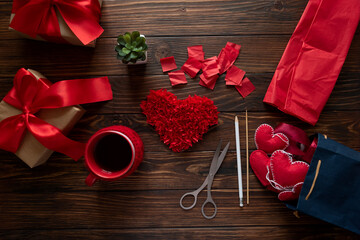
[0, 0, 359, 239]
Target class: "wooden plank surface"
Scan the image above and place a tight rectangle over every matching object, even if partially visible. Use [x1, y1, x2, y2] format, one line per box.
[0, 0, 359, 239]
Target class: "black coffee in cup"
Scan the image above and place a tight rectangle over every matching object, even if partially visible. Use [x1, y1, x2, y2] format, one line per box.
[93, 133, 133, 172]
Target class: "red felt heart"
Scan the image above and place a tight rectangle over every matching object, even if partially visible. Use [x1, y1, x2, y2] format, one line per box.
[270, 150, 309, 188]
[250, 150, 280, 193]
[255, 124, 289, 154]
[278, 182, 304, 201]
[250, 150, 271, 187]
[141, 89, 218, 152]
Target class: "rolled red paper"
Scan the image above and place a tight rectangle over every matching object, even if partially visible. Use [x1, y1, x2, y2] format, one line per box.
[263, 0, 360, 125]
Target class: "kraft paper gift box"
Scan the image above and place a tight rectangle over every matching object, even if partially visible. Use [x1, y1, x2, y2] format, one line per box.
[288, 134, 360, 234]
[0, 69, 85, 168]
[9, 0, 103, 47]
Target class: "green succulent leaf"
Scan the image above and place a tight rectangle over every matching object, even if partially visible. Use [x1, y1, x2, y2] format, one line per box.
[122, 47, 131, 54]
[117, 36, 126, 45]
[141, 54, 146, 61]
[130, 52, 138, 59]
[133, 47, 143, 52]
[123, 32, 132, 44]
[125, 43, 133, 50]
[115, 45, 122, 52]
[136, 37, 145, 47]
[143, 43, 148, 51]
[117, 50, 127, 57]
[131, 31, 140, 41]
[124, 54, 132, 62]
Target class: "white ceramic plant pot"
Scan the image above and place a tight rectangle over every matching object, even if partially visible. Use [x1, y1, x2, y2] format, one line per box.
[119, 34, 148, 65]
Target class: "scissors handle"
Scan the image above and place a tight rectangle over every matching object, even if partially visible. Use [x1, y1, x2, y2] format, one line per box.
[179, 191, 198, 210]
[201, 195, 217, 219]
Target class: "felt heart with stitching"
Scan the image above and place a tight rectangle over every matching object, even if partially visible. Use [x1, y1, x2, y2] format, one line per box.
[250, 150, 279, 193]
[278, 182, 304, 201]
[255, 124, 289, 154]
[141, 89, 218, 152]
[270, 150, 309, 188]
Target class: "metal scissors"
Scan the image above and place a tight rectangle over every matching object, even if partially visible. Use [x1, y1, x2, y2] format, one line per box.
[180, 140, 230, 219]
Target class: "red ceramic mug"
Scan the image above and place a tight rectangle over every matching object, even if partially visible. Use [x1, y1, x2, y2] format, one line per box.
[84, 126, 144, 186]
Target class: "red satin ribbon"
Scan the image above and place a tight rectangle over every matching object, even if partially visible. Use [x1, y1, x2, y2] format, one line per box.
[274, 123, 311, 157]
[10, 0, 103, 45]
[0, 68, 113, 160]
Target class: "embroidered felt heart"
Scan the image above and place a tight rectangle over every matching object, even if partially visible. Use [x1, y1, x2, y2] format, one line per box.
[270, 150, 309, 188]
[278, 182, 304, 201]
[141, 89, 218, 152]
[255, 124, 289, 154]
[250, 150, 278, 192]
[250, 150, 271, 187]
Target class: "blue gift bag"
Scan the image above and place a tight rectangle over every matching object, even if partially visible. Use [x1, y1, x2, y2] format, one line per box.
[294, 134, 360, 234]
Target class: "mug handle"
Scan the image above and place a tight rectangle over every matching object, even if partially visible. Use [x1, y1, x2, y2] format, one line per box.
[85, 173, 98, 186]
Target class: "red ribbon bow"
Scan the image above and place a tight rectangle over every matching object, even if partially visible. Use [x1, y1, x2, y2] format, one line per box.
[10, 0, 103, 45]
[0, 68, 113, 160]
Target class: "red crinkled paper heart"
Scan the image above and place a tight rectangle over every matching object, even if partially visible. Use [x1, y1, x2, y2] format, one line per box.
[141, 89, 219, 152]
[270, 150, 309, 188]
[255, 124, 289, 154]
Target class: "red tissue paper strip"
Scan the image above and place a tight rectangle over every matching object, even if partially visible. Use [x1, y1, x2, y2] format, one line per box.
[181, 45, 205, 78]
[181, 57, 202, 78]
[263, 0, 360, 126]
[235, 77, 255, 98]
[202, 56, 219, 79]
[168, 70, 187, 86]
[160, 56, 177, 72]
[187, 45, 205, 61]
[218, 42, 241, 74]
[199, 73, 219, 90]
[141, 89, 218, 152]
[225, 65, 246, 86]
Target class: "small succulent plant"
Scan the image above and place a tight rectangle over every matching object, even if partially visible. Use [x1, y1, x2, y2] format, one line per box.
[115, 31, 148, 64]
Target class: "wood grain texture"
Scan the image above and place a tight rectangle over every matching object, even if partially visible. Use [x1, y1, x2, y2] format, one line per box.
[0, 0, 359, 239]
[1, 227, 358, 240]
[0, 35, 359, 77]
[0, 0, 310, 39]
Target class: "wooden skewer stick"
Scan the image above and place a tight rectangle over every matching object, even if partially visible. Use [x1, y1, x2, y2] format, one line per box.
[235, 116, 243, 207]
[246, 110, 249, 205]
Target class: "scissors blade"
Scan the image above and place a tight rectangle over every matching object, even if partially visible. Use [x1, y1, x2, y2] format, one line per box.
[211, 142, 230, 177]
[216, 141, 230, 170]
[205, 141, 231, 199]
[208, 140, 223, 177]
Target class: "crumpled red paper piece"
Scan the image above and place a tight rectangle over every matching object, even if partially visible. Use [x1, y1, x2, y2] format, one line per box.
[181, 45, 205, 78]
[218, 42, 241, 74]
[168, 70, 187, 86]
[202, 56, 219, 78]
[225, 65, 246, 86]
[199, 73, 218, 90]
[181, 57, 203, 78]
[188, 45, 205, 61]
[235, 77, 255, 98]
[160, 56, 177, 72]
[163, 42, 255, 98]
[141, 89, 218, 152]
